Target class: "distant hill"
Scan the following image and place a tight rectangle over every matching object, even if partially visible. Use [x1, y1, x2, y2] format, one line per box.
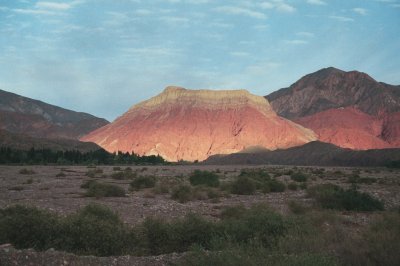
[266, 67, 400, 119]
[0, 89, 109, 140]
[204, 141, 400, 167]
[0, 129, 101, 152]
[266, 67, 400, 150]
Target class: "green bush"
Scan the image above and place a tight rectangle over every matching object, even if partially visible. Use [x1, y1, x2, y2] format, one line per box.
[140, 214, 215, 255]
[219, 205, 288, 248]
[291, 172, 308, 182]
[84, 181, 126, 198]
[231, 176, 256, 195]
[307, 184, 384, 211]
[171, 184, 193, 203]
[130, 176, 156, 190]
[0, 205, 59, 250]
[189, 170, 220, 187]
[239, 169, 271, 189]
[60, 204, 130, 256]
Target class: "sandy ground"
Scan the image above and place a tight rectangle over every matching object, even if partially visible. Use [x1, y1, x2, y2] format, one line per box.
[0, 164, 399, 265]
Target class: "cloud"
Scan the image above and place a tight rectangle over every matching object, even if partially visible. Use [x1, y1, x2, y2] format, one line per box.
[307, 0, 326, 5]
[353, 8, 367, 15]
[13, 8, 56, 15]
[253, 24, 269, 30]
[284, 39, 308, 45]
[258, 1, 296, 13]
[230, 52, 250, 57]
[214, 6, 267, 19]
[274, 2, 296, 13]
[35, 2, 72, 11]
[135, 9, 153, 16]
[329, 15, 354, 22]
[296, 31, 314, 37]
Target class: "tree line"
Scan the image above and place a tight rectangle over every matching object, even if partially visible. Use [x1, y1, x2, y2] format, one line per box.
[0, 147, 166, 165]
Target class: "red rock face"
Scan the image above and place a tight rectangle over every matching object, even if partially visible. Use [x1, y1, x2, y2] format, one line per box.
[381, 112, 400, 147]
[295, 107, 396, 150]
[81, 87, 316, 161]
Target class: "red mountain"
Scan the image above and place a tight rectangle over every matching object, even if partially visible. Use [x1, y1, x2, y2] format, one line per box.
[266, 68, 400, 150]
[81, 86, 316, 161]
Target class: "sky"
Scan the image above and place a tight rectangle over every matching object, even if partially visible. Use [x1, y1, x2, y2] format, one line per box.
[0, 0, 399, 121]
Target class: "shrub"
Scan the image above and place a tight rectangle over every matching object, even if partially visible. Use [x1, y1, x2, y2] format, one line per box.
[60, 204, 130, 256]
[288, 201, 307, 215]
[348, 175, 377, 185]
[291, 172, 308, 182]
[130, 176, 156, 191]
[24, 178, 34, 184]
[231, 176, 256, 195]
[177, 247, 337, 266]
[171, 185, 193, 203]
[0, 205, 59, 250]
[80, 179, 97, 189]
[307, 184, 384, 211]
[153, 181, 171, 194]
[264, 179, 286, 193]
[111, 169, 136, 180]
[189, 170, 220, 187]
[56, 172, 66, 177]
[299, 182, 308, 190]
[113, 166, 121, 171]
[19, 168, 35, 175]
[220, 205, 247, 220]
[84, 181, 126, 198]
[363, 212, 400, 265]
[219, 204, 288, 248]
[288, 182, 298, 191]
[239, 169, 271, 189]
[9, 186, 24, 191]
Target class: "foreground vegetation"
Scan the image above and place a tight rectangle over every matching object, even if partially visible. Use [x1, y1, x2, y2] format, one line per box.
[0, 203, 398, 265]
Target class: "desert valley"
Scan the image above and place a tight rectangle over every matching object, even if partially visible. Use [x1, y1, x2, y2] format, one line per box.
[0, 67, 399, 265]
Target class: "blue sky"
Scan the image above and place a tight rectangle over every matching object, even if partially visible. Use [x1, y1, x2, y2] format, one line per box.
[0, 0, 399, 121]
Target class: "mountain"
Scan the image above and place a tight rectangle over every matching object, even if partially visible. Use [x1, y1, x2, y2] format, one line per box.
[0, 89, 109, 140]
[266, 67, 400, 119]
[266, 68, 400, 150]
[81, 86, 317, 161]
[204, 141, 400, 167]
[0, 129, 101, 152]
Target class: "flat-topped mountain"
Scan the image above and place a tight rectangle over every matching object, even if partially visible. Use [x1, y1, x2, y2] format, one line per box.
[81, 86, 316, 161]
[0, 89, 109, 140]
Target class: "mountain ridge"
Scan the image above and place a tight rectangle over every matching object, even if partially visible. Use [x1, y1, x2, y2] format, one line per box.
[0, 89, 109, 140]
